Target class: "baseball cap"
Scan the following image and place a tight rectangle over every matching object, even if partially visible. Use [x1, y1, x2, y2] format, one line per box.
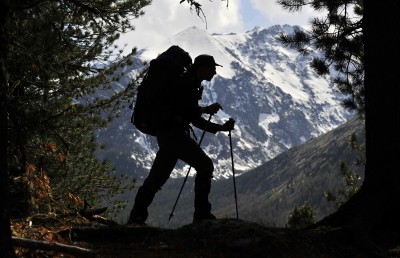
[193, 54, 223, 68]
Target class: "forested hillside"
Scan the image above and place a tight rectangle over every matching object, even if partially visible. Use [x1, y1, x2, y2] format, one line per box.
[127, 117, 365, 228]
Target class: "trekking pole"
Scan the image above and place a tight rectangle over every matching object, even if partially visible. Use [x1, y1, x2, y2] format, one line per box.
[228, 129, 239, 219]
[168, 114, 213, 221]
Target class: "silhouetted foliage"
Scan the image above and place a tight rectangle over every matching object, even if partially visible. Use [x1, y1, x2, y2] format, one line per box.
[325, 133, 364, 207]
[277, 0, 364, 116]
[4, 0, 150, 221]
[286, 202, 316, 229]
[179, 0, 229, 28]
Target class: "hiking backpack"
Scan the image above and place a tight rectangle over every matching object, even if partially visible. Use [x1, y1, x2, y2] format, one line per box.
[130, 45, 192, 136]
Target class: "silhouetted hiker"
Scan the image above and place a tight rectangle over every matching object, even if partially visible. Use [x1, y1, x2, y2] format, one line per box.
[128, 54, 235, 225]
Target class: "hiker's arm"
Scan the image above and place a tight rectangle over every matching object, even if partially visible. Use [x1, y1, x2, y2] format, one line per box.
[219, 118, 235, 131]
[192, 116, 221, 134]
[192, 115, 235, 132]
[199, 103, 222, 115]
[192, 117, 235, 133]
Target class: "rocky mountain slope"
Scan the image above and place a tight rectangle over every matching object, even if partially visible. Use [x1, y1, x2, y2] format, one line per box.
[96, 25, 353, 181]
[121, 117, 365, 229]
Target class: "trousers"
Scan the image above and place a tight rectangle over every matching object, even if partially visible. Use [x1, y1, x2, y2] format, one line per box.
[129, 129, 214, 221]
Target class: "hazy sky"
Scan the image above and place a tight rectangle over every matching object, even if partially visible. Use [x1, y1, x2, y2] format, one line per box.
[116, 0, 318, 51]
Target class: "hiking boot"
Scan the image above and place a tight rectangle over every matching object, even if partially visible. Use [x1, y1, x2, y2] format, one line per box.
[193, 211, 217, 223]
[127, 216, 146, 226]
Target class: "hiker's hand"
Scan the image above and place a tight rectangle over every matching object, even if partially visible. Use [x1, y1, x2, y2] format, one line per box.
[220, 118, 235, 131]
[205, 103, 223, 115]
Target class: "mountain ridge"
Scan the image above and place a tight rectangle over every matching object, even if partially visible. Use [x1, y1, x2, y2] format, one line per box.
[121, 117, 365, 228]
[97, 24, 353, 182]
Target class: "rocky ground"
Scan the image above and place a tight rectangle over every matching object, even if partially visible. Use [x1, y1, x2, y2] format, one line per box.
[12, 218, 400, 257]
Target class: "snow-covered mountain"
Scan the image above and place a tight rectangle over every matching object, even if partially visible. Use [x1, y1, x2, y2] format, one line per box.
[97, 25, 353, 180]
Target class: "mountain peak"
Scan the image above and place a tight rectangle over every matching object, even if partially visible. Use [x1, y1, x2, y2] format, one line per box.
[246, 25, 265, 33]
[100, 25, 352, 181]
[138, 26, 237, 78]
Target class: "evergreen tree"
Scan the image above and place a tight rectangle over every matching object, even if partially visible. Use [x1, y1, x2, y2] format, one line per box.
[277, 0, 364, 116]
[286, 202, 316, 229]
[275, 0, 400, 242]
[4, 0, 150, 220]
[325, 133, 364, 208]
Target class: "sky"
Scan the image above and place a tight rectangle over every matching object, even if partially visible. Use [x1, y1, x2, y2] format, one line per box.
[116, 0, 320, 52]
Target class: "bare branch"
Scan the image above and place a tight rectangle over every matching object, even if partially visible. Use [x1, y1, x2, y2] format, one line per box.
[12, 237, 96, 257]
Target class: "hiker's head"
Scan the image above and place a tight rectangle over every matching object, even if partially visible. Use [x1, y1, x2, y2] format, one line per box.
[192, 54, 222, 81]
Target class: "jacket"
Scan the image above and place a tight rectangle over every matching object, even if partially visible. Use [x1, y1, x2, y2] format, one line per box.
[157, 71, 220, 134]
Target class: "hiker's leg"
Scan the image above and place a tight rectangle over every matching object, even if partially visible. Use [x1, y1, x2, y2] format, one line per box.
[158, 131, 214, 217]
[129, 148, 177, 223]
[193, 171, 213, 216]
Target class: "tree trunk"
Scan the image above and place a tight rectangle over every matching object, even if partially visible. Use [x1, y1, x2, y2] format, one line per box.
[362, 0, 400, 237]
[0, 0, 15, 257]
[316, 1, 400, 239]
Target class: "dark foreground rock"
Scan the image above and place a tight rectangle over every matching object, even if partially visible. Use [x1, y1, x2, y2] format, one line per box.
[59, 219, 400, 258]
